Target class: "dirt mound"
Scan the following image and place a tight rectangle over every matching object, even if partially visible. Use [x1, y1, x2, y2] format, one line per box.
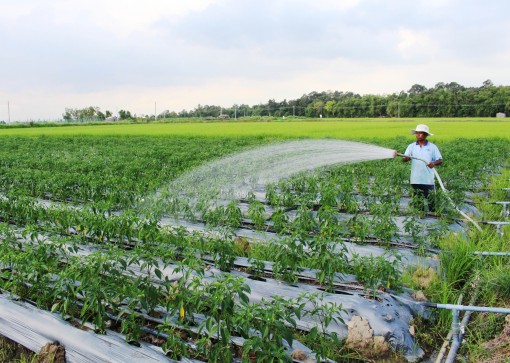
[35, 342, 66, 363]
[481, 314, 510, 362]
[346, 315, 390, 358]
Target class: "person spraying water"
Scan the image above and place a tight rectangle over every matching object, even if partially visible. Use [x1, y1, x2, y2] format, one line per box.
[394, 124, 482, 231]
[399, 124, 443, 214]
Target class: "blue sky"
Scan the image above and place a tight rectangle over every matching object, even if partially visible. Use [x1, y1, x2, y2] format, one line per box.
[1, 0, 509, 121]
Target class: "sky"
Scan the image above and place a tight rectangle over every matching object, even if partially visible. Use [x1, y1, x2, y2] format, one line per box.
[1, 0, 509, 121]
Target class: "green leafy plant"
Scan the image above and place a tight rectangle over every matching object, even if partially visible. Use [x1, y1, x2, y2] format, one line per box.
[309, 236, 348, 290]
[160, 325, 190, 360]
[247, 200, 267, 230]
[196, 274, 251, 362]
[299, 292, 345, 361]
[271, 237, 304, 283]
[351, 253, 403, 294]
[236, 295, 301, 362]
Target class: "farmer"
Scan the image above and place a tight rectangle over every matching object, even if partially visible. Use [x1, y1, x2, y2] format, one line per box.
[401, 124, 443, 213]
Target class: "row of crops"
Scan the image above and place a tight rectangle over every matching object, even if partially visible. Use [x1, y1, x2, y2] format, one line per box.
[0, 135, 509, 362]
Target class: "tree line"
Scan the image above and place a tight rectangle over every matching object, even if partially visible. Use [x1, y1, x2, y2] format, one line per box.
[63, 80, 509, 121]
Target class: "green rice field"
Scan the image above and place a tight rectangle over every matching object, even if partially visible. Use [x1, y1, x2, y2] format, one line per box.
[1, 118, 510, 140]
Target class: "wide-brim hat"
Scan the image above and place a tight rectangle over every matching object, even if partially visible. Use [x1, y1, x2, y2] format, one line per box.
[411, 124, 433, 136]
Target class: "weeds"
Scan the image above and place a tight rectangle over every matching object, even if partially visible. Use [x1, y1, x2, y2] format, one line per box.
[0, 336, 36, 363]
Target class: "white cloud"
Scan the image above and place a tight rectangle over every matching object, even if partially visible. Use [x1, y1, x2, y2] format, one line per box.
[1, 0, 509, 121]
[396, 27, 438, 62]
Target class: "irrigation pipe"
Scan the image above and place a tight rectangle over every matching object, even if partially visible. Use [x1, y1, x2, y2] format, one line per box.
[434, 294, 464, 363]
[423, 302, 510, 315]
[444, 300, 478, 363]
[444, 253, 510, 362]
[435, 274, 481, 363]
[474, 251, 510, 257]
[397, 154, 483, 232]
[428, 303, 510, 363]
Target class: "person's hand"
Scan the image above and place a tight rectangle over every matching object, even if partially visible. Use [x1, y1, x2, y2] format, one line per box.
[392, 150, 398, 158]
[427, 162, 435, 168]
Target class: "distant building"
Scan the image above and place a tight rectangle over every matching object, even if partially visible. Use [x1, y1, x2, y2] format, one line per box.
[496, 112, 506, 118]
[218, 113, 230, 119]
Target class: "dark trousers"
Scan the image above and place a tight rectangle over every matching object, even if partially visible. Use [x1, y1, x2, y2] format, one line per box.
[411, 184, 436, 213]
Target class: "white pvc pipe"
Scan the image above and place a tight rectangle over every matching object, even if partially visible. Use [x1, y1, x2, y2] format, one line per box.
[428, 303, 510, 314]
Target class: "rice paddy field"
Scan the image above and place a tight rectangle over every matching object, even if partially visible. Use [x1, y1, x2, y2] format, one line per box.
[2, 118, 510, 140]
[0, 118, 509, 362]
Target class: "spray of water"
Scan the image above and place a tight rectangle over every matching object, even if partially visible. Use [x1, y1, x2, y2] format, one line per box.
[142, 139, 395, 216]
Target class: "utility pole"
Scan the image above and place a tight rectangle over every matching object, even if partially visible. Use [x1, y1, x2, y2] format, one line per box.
[398, 102, 400, 118]
[7, 101, 10, 123]
[154, 102, 157, 121]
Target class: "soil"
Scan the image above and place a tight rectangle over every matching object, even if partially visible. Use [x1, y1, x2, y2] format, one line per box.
[345, 315, 390, 359]
[35, 342, 66, 363]
[481, 314, 510, 362]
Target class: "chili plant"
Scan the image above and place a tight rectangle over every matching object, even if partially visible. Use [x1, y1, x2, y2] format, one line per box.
[403, 215, 428, 256]
[160, 325, 191, 360]
[208, 234, 237, 272]
[270, 207, 291, 234]
[165, 251, 206, 325]
[350, 252, 403, 295]
[348, 214, 370, 243]
[299, 292, 344, 362]
[236, 295, 302, 362]
[271, 236, 305, 283]
[371, 211, 399, 246]
[195, 274, 251, 362]
[309, 237, 349, 290]
[317, 205, 346, 238]
[291, 204, 318, 238]
[247, 199, 267, 230]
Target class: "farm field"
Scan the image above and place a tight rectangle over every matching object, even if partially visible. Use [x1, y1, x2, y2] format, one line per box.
[0, 120, 509, 362]
[1, 118, 510, 140]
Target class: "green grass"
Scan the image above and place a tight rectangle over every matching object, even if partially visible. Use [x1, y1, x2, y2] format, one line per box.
[1, 119, 509, 140]
[0, 336, 36, 363]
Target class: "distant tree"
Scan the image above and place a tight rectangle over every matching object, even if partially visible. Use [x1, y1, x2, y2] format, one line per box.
[158, 110, 169, 118]
[266, 99, 278, 116]
[482, 79, 494, 88]
[444, 82, 464, 93]
[434, 82, 445, 90]
[408, 84, 427, 96]
[118, 109, 133, 120]
[62, 106, 104, 121]
[62, 108, 74, 121]
[324, 100, 336, 117]
[62, 82, 510, 121]
[236, 104, 251, 117]
[178, 109, 190, 118]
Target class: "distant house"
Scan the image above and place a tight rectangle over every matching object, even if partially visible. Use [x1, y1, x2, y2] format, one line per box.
[218, 113, 230, 119]
[105, 116, 118, 121]
[496, 112, 506, 118]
